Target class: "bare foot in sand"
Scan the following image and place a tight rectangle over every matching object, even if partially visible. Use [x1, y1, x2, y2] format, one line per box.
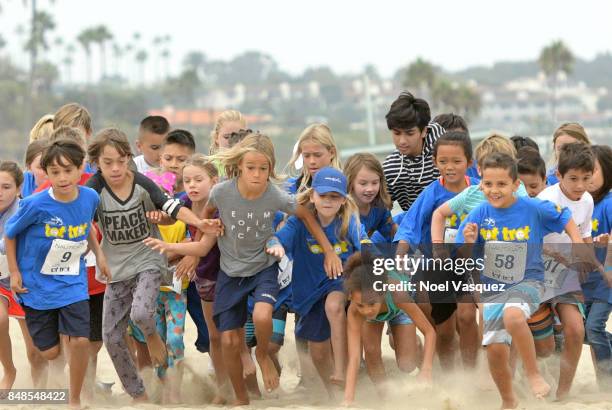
[500, 396, 519, 410]
[416, 368, 433, 386]
[69, 398, 90, 410]
[132, 393, 149, 404]
[0, 366, 16, 394]
[527, 373, 551, 399]
[145, 333, 167, 367]
[211, 394, 227, 405]
[555, 388, 570, 402]
[231, 398, 250, 406]
[241, 349, 256, 378]
[255, 351, 279, 392]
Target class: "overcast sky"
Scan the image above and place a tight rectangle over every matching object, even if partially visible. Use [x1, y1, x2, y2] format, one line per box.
[1, 0, 610, 82]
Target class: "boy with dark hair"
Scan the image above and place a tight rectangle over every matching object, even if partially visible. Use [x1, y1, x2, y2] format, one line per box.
[134, 115, 171, 173]
[457, 152, 586, 409]
[537, 142, 595, 399]
[517, 147, 547, 198]
[383, 92, 445, 211]
[6, 139, 111, 408]
[433, 113, 468, 133]
[160, 129, 196, 195]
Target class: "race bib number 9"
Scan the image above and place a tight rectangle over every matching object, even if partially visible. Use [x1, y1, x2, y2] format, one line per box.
[41, 239, 88, 276]
[484, 241, 527, 283]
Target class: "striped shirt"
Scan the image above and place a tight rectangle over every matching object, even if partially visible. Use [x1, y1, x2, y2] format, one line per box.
[383, 122, 445, 211]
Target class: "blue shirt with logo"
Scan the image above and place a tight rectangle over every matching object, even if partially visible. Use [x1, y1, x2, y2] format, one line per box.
[4, 187, 99, 310]
[582, 192, 612, 303]
[275, 215, 365, 316]
[456, 196, 571, 284]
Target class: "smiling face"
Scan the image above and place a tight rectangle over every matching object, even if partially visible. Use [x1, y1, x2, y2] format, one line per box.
[391, 126, 427, 156]
[352, 166, 381, 207]
[434, 143, 470, 185]
[557, 168, 592, 201]
[300, 140, 334, 177]
[481, 167, 520, 208]
[183, 164, 217, 203]
[45, 157, 83, 199]
[98, 145, 130, 188]
[238, 151, 270, 189]
[0, 171, 19, 212]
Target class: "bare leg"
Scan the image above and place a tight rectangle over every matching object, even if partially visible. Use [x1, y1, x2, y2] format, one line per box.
[0, 300, 16, 391]
[555, 303, 584, 400]
[362, 321, 387, 395]
[435, 312, 457, 370]
[390, 323, 419, 373]
[308, 340, 336, 398]
[134, 340, 152, 370]
[67, 336, 90, 409]
[17, 319, 48, 388]
[202, 301, 228, 404]
[252, 302, 279, 392]
[221, 329, 249, 405]
[325, 291, 347, 384]
[487, 344, 519, 409]
[457, 302, 479, 369]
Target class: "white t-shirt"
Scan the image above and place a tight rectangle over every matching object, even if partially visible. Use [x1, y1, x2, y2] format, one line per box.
[133, 155, 154, 173]
[537, 183, 593, 243]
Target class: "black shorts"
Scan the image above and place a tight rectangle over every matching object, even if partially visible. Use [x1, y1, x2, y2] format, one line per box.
[23, 300, 90, 351]
[89, 293, 104, 342]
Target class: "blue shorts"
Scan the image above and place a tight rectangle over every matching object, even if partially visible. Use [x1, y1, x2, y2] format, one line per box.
[23, 300, 90, 351]
[213, 263, 280, 332]
[368, 310, 414, 327]
[295, 282, 344, 342]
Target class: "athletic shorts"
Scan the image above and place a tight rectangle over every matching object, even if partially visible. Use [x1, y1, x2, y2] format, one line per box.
[0, 286, 25, 318]
[88, 292, 104, 342]
[23, 300, 90, 351]
[245, 304, 289, 347]
[213, 264, 279, 332]
[295, 282, 344, 342]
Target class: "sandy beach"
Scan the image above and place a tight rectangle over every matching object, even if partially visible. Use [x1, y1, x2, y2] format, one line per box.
[6, 314, 612, 410]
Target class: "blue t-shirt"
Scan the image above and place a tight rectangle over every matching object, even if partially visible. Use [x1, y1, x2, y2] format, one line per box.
[4, 187, 99, 310]
[21, 171, 38, 198]
[582, 192, 612, 303]
[466, 164, 480, 180]
[456, 196, 571, 285]
[394, 177, 479, 246]
[275, 215, 365, 316]
[546, 167, 559, 185]
[371, 212, 405, 244]
[361, 206, 394, 241]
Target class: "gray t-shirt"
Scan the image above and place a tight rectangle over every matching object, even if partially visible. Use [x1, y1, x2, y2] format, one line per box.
[87, 172, 183, 283]
[208, 179, 297, 278]
[0, 198, 20, 290]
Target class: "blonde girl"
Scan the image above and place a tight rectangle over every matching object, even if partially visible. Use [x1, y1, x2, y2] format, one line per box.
[267, 166, 364, 396]
[29, 114, 54, 142]
[286, 123, 341, 194]
[209, 110, 246, 155]
[344, 153, 397, 241]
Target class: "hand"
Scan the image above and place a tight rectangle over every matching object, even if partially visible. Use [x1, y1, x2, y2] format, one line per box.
[97, 255, 112, 283]
[10, 271, 27, 298]
[146, 210, 169, 224]
[175, 255, 198, 280]
[197, 219, 224, 236]
[266, 244, 285, 260]
[594, 233, 609, 248]
[570, 243, 604, 279]
[143, 237, 170, 254]
[324, 251, 343, 279]
[463, 223, 478, 244]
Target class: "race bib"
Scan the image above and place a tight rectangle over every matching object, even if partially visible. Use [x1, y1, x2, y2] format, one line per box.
[444, 228, 458, 244]
[172, 273, 183, 294]
[0, 254, 8, 279]
[278, 256, 292, 290]
[483, 241, 527, 283]
[41, 239, 88, 275]
[541, 254, 581, 301]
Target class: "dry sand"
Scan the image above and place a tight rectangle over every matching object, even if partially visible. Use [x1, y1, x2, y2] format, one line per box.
[6, 314, 612, 410]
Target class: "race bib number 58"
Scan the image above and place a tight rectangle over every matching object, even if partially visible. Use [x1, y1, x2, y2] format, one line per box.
[484, 241, 527, 283]
[41, 239, 87, 276]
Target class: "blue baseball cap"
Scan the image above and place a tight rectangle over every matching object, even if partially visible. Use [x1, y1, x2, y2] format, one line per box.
[312, 167, 347, 197]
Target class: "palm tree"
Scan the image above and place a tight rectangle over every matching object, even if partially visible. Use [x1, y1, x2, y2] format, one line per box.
[62, 44, 75, 83]
[111, 43, 122, 78]
[538, 40, 574, 122]
[152, 35, 162, 82]
[77, 28, 95, 84]
[403, 57, 437, 97]
[162, 34, 171, 80]
[92, 25, 113, 79]
[135, 49, 148, 84]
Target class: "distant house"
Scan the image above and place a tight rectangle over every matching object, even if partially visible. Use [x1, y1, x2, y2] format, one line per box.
[148, 108, 270, 128]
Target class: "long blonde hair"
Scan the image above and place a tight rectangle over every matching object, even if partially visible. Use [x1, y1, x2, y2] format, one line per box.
[297, 188, 359, 242]
[344, 153, 392, 210]
[29, 114, 54, 142]
[210, 132, 277, 180]
[209, 110, 246, 154]
[287, 124, 341, 193]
